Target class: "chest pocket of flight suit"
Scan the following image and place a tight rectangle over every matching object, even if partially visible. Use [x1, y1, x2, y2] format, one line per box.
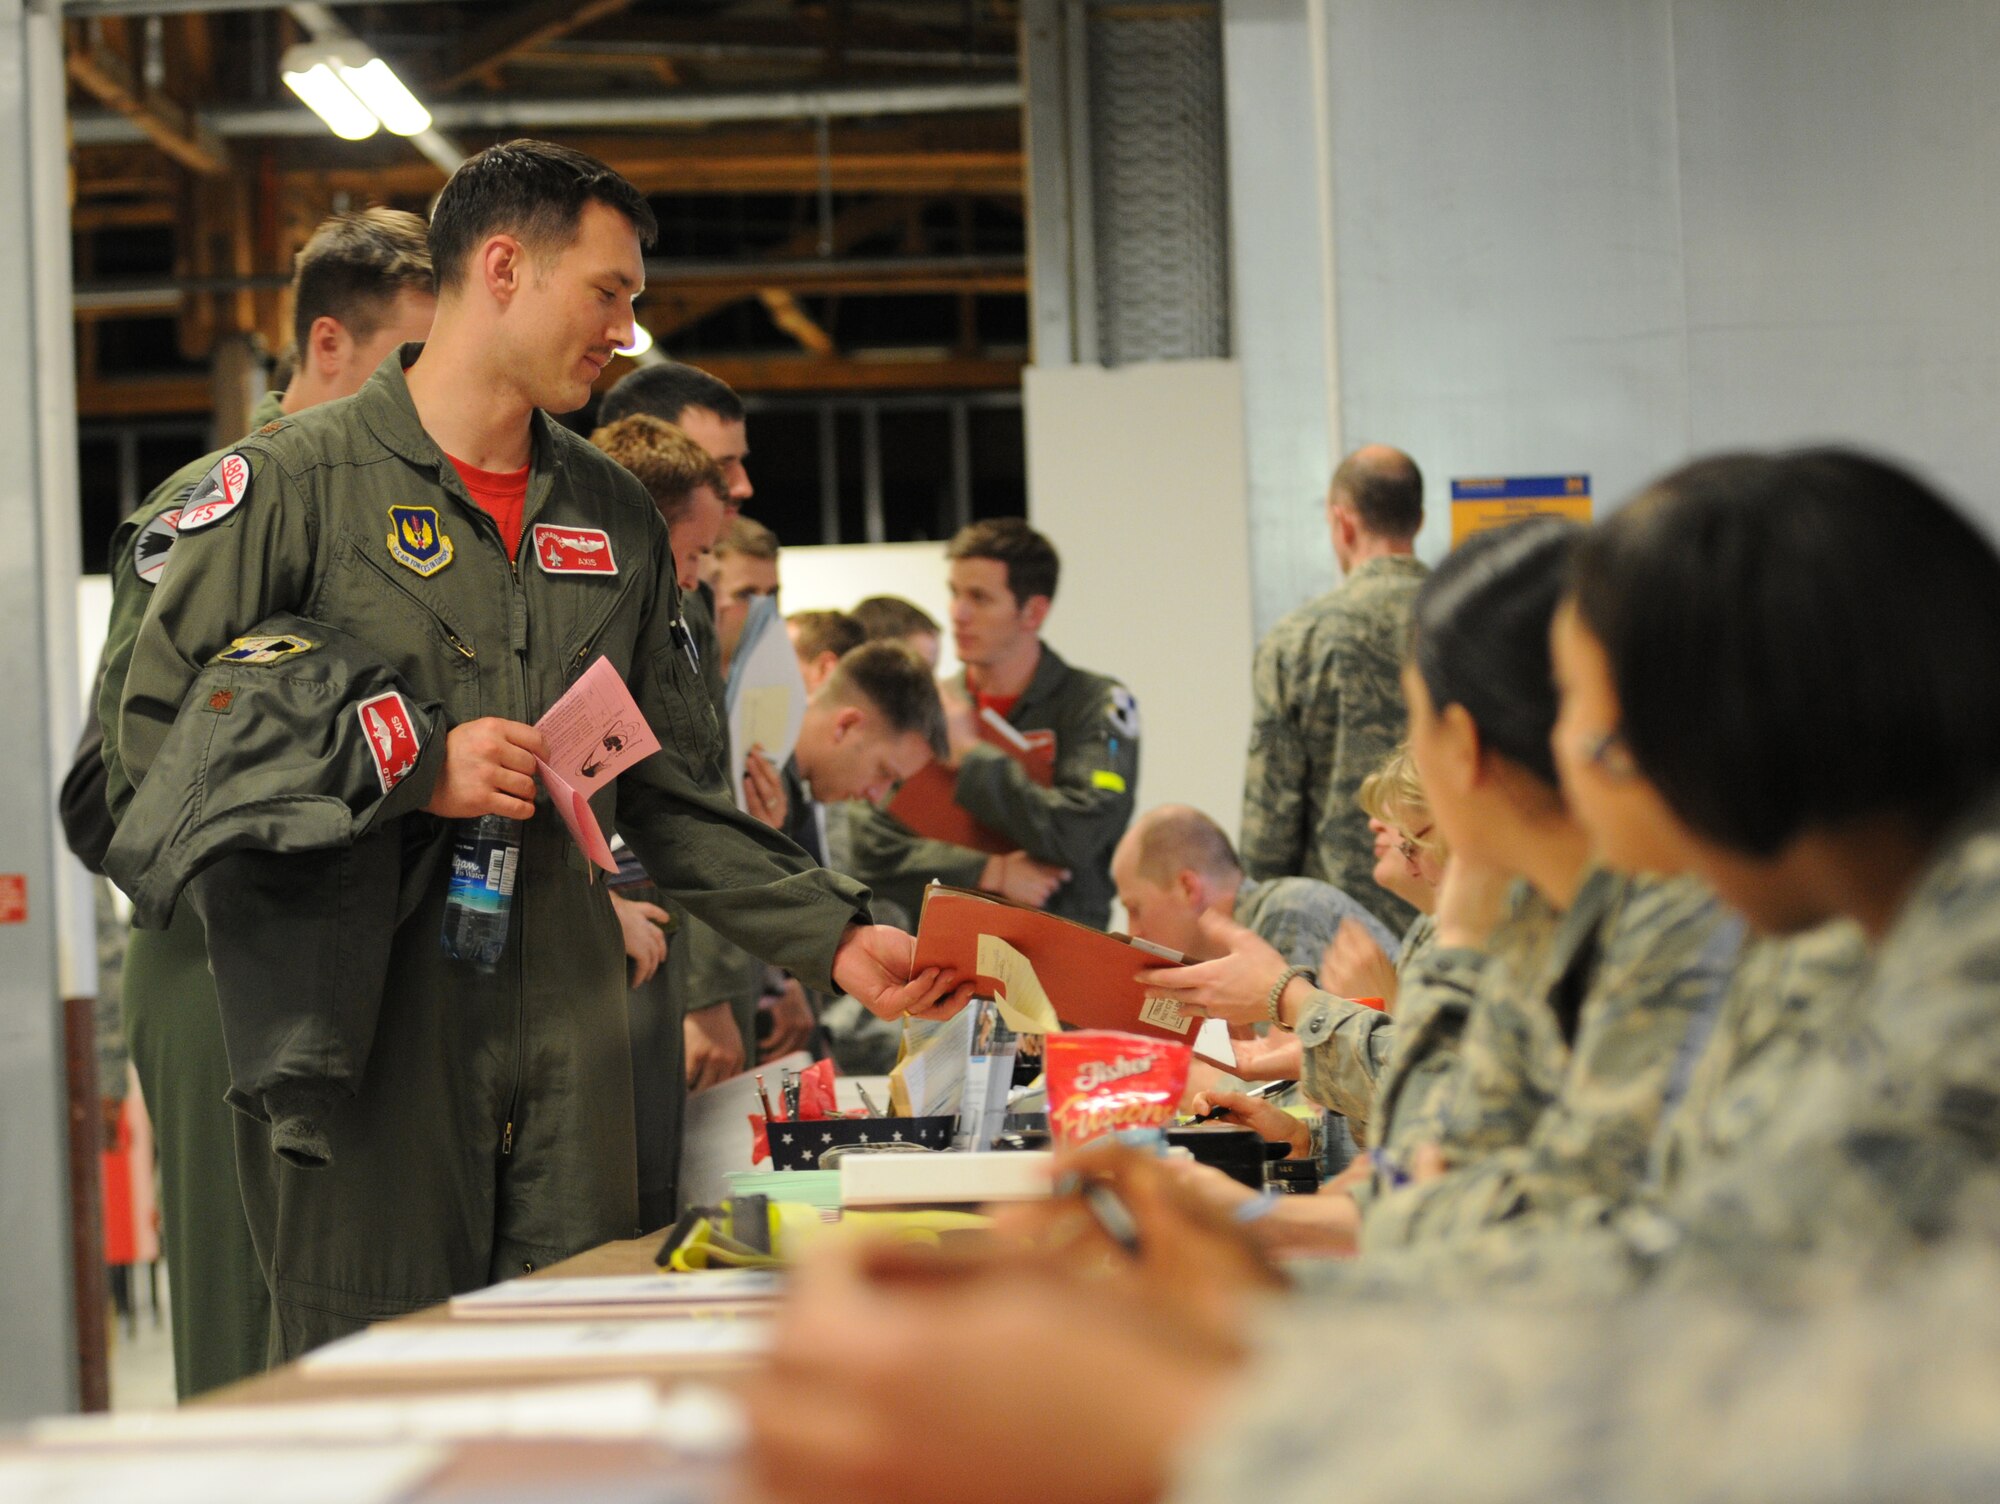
[316, 533, 482, 725]
[657, 611, 726, 780]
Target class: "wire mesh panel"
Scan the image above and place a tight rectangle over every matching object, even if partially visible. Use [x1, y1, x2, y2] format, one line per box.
[1086, 4, 1231, 363]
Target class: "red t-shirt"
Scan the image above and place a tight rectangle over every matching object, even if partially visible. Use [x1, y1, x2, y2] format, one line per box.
[447, 454, 530, 562]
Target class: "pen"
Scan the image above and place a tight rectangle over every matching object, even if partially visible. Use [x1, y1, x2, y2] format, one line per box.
[1187, 1078, 1297, 1125]
[856, 1083, 884, 1119]
[1053, 1172, 1142, 1257]
[755, 1072, 776, 1122]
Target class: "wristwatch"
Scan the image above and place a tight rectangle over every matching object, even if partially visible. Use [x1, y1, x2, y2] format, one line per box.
[1266, 964, 1315, 1030]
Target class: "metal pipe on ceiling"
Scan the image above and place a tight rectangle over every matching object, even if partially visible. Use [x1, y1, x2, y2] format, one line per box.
[70, 78, 1024, 144]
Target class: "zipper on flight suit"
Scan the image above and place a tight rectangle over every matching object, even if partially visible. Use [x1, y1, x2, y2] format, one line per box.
[501, 544, 531, 1156]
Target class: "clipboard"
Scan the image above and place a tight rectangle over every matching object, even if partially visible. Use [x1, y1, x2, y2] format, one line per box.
[910, 883, 1237, 1070]
[884, 711, 1055, 854]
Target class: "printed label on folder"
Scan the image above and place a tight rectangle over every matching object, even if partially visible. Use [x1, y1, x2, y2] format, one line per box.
[1137, 995, 1193, 1036]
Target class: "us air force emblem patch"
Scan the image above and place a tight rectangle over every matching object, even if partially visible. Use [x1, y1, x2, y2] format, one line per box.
[387, 505, 454, 577]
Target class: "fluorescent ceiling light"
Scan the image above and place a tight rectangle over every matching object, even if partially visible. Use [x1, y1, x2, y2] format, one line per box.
[616, 323, 655, 358]
[336, 56, 432, 137]
[281, 58, 377, 141]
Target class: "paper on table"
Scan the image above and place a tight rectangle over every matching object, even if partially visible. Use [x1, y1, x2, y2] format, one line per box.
[450, 1270, 783, 1314]
[0, 1445, 444, 1504]
[30, 1380, 673, 1447]
[723, 596, 807, 814]
[302, 1317, 770, 1374]
[533, 656, 661, 870]
[975, 933, 1062, 1033]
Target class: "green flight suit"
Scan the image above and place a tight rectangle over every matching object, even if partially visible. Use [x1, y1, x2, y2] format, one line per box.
[117, 350, 870, 1358]
[846, 643, 1140, 929]
[96, 390, 284, 1399]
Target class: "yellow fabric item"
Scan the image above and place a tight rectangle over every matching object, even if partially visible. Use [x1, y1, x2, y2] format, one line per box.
[663, 1200, 991, 1270]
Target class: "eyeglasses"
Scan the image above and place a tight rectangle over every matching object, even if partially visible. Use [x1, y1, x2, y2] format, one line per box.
[1583, 727, 1638, 779]
[1394, 826, 1434, 863]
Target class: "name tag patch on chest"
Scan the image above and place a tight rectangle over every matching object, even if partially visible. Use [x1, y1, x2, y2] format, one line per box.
[357, 691, 421, 793]
[177, 453, 251, 532]
[133, 508, 182, 585]
[387, 506, 454, 577]
[213, 633, 315, 666]
[532, 524, 618, 576]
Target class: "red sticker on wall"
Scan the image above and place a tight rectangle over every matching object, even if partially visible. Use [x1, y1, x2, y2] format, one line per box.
[0, 875, 27, 924]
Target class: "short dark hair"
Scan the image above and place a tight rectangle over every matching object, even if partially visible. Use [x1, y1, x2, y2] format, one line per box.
[429, 139, 658, 293]
[789, 609, 865, 664]
[1333, 447, 1424, 540]
[852, 595, 940, 642]
[1411, 519, 1580, 787]
[1572, 448, 2000, 857]
[598, 361, 746, 428]
[947, 518, 1059, 604]
[291, 207, 433, 355]
[828, 642, 949, 760]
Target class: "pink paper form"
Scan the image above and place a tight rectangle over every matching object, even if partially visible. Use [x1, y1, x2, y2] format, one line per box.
[535, 656, 661, 872]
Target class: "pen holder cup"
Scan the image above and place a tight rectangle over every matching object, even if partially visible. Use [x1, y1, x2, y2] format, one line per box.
[765, 1115, 958, 1171]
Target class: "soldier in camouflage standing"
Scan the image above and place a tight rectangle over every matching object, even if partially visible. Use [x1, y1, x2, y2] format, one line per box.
[1241, 446, 1429, 933]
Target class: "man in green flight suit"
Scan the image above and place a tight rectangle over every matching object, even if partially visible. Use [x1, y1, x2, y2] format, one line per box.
[847, 518, 1141, 930]
[88, 208, 436, 1396]
[116, 140, 959, 1359]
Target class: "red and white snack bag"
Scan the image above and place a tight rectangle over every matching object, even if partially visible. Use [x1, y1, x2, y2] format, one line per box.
[1046, 1031, 1193, 1152]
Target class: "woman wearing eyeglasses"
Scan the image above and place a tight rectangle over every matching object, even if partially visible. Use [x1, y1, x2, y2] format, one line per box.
[1144, 520, 1740, 1259]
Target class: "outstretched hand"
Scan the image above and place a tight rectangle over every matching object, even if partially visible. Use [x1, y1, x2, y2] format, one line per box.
[831, 923, 971, 1021]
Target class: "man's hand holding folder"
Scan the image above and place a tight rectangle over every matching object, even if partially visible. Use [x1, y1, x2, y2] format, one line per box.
[908, 885, 1235, 1068]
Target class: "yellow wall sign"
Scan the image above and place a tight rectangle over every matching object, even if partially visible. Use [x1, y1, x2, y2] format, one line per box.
[1449, 474, 1592, 546]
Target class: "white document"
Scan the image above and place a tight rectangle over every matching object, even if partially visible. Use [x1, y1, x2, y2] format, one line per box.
[723, 595, 807, 813]
[301, 1317, 770, 1375]
[896, 1006, 976, 1118]
[450, 1271, 783, 1314]
[0, 1445, 443, 1504]
[30, 1381, 669, 1447]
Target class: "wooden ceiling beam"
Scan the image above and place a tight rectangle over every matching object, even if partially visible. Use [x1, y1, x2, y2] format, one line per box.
[66, 35, 226, 176]
[434, 0, 648, 94]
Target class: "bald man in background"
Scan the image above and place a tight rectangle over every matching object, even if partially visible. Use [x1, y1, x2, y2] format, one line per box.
[1240, 446, 1428, 933]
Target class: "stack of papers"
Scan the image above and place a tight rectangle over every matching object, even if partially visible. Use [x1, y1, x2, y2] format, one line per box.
[301, 1318, 769, 1377]
[727, 1168, 843, 1221]
[449, 1270, 782, 1319]
[0, 1445, 444, 1504]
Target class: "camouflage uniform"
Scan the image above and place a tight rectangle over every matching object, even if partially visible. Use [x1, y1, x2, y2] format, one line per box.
[1293, 908, 1436, 1143]
[1362, 871, 1738, 1250]
[1174, 1243, 2000, 1504]
[1239, 555, 1428, 933]
[1649, 789, 2000, 1300]
[1335, 882, 1560, 1176]
[1232, 874, 1399, 967]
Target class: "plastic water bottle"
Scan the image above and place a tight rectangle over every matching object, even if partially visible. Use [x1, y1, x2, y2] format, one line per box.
[440, 815, 521, 970]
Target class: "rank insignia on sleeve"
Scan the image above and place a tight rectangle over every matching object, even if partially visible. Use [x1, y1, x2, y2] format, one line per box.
[133, 508, 181, 585]
[357, 691, 421, 793]
[176, 453, 251, 532]
[386, 505, 454, 577]
[530, 523, 618, 575]
[1108, 684, 1141, 738]
[213, 633, 315, 665]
